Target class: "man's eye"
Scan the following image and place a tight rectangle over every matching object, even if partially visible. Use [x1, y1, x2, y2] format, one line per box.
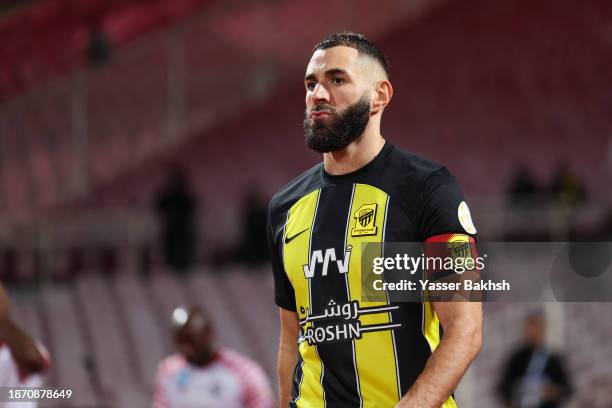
[306, 82, 316, 90]
[332, 77, 345, 85]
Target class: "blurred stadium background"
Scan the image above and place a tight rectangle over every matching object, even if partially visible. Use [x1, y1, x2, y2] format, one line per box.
[0, 0, 611, 406]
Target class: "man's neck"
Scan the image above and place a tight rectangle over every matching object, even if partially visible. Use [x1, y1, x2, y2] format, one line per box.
[187, 348, 220, 368]
[323, 131, 385, 176]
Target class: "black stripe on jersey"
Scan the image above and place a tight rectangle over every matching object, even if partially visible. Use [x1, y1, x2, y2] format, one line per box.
[383, 201, 434, 395]
[309, 184, 361, 407]
[290, 352, 304, 407]
[389, 302, 432, 395]
[345, 184, 363, 408]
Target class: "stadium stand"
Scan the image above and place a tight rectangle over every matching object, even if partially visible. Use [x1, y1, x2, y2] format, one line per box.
[463, 302, 612, 407]
[8, 269, 277, 407]
[8, 272, 612, 407]
[74, 273, 140, 398]
[39, 283, 100, 406]
[3, 0, 607, 241]
[0, 0, 442, 221]
[0, 0, 217, 102]
[112, 271, 167, 389]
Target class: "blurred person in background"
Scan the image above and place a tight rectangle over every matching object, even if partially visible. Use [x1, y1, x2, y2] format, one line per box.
[506, 164, 539, 207]
[155, 166, 198, 274]
[235, 185, 269, 267]
[497, 311, 572, 408]
[153, 306, 273, 408]
[0, 285, 50, 408]
[87, 18, 111, 67]
[0, 250, 18, 283]
[268, 32, 482, 408]
[548, 162, 587, 209]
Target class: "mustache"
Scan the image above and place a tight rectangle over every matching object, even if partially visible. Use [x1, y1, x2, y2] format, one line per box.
[310, 104, 337, 114]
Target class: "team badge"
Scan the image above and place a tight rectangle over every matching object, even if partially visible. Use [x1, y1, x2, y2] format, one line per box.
[447, 234, 472, 258]
[447, 234, 476, 272]
[351, 203, 378, 237]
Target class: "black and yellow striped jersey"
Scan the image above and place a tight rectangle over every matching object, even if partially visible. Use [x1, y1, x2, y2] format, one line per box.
[267, 142, 476, 408]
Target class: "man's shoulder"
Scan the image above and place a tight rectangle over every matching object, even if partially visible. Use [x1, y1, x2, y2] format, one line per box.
[388, 144, 447, 180]
[385, 144, 456, 195]
[218, 347, 265, 375]
[268, 163, 322, 218]
[157, 353, 187, 377]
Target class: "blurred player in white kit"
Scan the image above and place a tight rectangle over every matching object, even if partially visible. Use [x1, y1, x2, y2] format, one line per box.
[153, 305, 273, 408]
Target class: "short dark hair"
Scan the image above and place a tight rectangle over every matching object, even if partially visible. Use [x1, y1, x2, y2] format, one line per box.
[313, 32, 390, 79]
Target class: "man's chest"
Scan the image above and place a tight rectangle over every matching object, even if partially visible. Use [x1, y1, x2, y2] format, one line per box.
[282, 184, 417, 283]
[165, 366, 242, 408]
[281, 184, 419, 324]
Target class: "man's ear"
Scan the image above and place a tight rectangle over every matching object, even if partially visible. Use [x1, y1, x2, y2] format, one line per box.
[371, 80, 393, 114]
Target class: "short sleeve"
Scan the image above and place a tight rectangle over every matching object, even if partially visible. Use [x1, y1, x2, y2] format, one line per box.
[417, 167, 477, 240]
[267, 202, 296, 311]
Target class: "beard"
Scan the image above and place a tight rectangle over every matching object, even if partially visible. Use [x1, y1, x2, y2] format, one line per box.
[304, 96, 371, 153]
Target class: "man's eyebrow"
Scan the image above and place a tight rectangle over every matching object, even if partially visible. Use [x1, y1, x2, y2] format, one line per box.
[325, 68, 349, 77]
[304, 68, 350, 82]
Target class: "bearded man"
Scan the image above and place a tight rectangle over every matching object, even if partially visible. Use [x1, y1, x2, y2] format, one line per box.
[267, 32, 482, 408]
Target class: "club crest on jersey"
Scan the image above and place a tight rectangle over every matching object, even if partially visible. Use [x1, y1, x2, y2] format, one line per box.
[351, 203, 378, 237]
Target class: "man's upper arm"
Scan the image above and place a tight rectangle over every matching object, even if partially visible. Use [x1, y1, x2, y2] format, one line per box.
[417, 167, 482, 335]
[417, 167, 477, 240]
[279, 308, 300, 339]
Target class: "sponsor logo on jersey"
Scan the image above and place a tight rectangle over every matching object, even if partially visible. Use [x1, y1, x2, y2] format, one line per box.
[298, 300, 401, 345]
[285, 228, 309, 244]
[302, 246, 352, 278]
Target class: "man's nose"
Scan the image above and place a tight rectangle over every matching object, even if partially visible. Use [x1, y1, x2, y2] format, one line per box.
[311, 83, 330, 102]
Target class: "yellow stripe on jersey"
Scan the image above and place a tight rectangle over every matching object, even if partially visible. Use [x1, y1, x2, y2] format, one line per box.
[283, 189, 324, 408]
[346, 183, 400, 407]
[423, 301, 440, 352]
[423, 301, 457, 408]
[443, 396, 458, 408]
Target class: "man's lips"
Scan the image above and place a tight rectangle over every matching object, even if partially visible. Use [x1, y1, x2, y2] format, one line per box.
[311, 111, 331, 119]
